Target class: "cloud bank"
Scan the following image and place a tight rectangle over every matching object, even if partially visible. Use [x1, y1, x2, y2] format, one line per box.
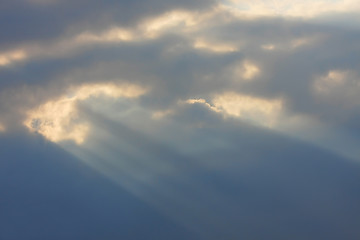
[1, 0, 360, 239]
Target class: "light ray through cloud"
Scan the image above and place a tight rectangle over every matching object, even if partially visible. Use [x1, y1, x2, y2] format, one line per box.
[24, 82, 146, 144]
[60, 111, 241, 239]
[2, 0, 360, 239]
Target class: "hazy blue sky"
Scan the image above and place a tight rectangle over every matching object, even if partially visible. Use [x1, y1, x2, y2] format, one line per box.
[1, 0, 360, 239]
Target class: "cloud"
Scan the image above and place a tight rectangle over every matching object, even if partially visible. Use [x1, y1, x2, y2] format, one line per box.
[183, 93, 282, 128]
[53, 104, 360, 239]
[2, 1, 360, 239]
[0, 7, 222, 69]
[0, 49, 27, 66]
[233, 60, 260, 80]
[211, 92, 283, 126]
[224, 0, 360, 18]
[1, 3, 358, 156]
[193, 38, 238, 53]
[313, 69, 360, 100]
[24, 82, 146, 144]
[0, 0, 214, 50]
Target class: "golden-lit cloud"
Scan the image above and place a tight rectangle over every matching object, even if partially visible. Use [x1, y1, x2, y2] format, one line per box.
[152, 109, 174, 120]
[233, 60, 260, 81]
[0, 10, 201, 66]
[0, 49, 27, 67]
[312, 69, 360, 105]
[75, 28, 134, 44]
[142, 10, 196, 38]
[183, 98, 220, 112]
[212, 92, 283, 127]
[24, 97, 89, 144]
[290, 36, 320, 49]
[313, 70, 348, 94]
[0, 1, 344, 72]
[73, 8, 224, 44]
[224, 0, 360, 18]
[261, 44, 275, 51]
[0, 122, 5, 132]
[70, 82, 147, 100]
[193, 38, 238, 53]
[184, 93, 283, 127]
[0, 6, 277, 68]
[260, 34, 323, 53]
[185, 98, 208, 104]
[24, 83, 147, 144]
[0, 28, 135, 68]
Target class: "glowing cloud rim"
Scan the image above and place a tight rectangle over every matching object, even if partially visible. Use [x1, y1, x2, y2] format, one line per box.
[24, 82, 147, 144]
[184, 92, 283, 128]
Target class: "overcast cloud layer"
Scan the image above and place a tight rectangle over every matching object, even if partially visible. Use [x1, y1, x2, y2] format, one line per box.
[1, 0, 360, 239]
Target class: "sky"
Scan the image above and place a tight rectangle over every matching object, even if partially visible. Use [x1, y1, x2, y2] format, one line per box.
[1, 0, 360, 239]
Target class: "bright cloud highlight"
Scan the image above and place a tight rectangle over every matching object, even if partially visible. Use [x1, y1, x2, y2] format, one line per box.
[225, 0, 360, 18]
[0, 50, 27, 67]
[184, 93, 283, 128]
[24, 83, 146, 144]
